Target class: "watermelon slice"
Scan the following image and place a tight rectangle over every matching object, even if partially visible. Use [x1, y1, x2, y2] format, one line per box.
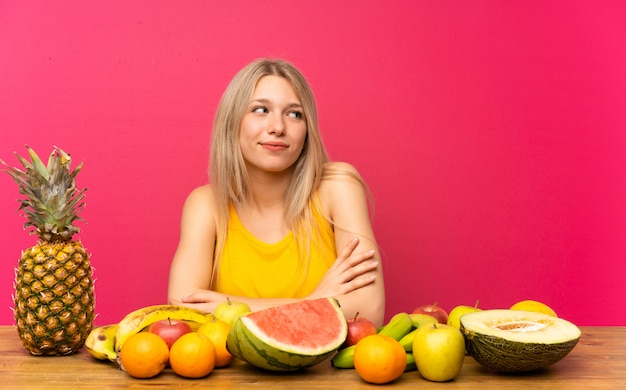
[226, 297, 348, 371]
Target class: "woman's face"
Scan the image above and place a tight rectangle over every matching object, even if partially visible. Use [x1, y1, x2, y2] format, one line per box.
[239, 75, 307, 175]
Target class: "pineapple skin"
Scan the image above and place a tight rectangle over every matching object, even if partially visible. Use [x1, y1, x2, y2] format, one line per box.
[14, 241, 95, 356]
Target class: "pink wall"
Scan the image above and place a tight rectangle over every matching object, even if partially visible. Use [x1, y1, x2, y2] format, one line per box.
[1, 1, 625, 326]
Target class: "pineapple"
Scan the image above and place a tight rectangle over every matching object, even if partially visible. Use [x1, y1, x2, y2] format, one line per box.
[1, 145, 94, 355]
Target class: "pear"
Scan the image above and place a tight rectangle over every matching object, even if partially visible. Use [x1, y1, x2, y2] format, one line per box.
[447, 300, 482, 330]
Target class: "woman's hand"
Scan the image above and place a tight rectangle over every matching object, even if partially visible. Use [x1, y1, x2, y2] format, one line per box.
[307, 237, 378, 300]
[170, 290, 229, 313]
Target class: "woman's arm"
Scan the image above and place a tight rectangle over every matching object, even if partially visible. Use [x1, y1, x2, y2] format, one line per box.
[312, 161, 386, 326]
[167, 185, 217, 304]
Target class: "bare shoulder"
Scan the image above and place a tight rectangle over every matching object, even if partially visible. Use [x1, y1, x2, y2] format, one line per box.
[320, 161, 367, 192]
[319, 161, 370, 217]
[182, 184, 218, 219]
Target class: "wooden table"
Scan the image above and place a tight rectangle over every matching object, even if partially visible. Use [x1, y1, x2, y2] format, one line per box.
[1, 326, 624, 389]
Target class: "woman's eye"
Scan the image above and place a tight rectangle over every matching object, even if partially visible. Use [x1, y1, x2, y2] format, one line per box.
[288, 110, 303, 119]
[252, 106, 268, 114]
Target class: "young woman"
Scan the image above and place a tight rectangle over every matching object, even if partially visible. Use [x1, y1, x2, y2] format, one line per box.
[168, 58, 385, 325]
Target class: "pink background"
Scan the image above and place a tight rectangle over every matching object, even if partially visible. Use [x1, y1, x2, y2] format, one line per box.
[1, 1, 625, 326]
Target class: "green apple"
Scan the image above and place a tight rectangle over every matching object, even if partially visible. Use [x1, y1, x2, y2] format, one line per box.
[412, 323, 465, 382]
[447, 301, 482, 330]
[409, 313, 438, 328]
[214, 297, 251, 325]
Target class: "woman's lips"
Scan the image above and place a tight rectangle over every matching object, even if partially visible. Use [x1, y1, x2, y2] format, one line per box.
[261, 142, 288, 151]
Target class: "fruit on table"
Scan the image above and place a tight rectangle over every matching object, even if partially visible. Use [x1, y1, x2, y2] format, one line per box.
[84, 324, 118, 362]
[332, 311, 413, 368]
[119, 332, 169, 379]
[354, 334, 407, 384]
[460, 309, 581, 372]
[148, 319, 193, 349]
[412, 302, 449, 324]
[169, 332, 216, 378]
[214, 297, 252, 325]
[510, 299, 557, 317]
[197, 315, 234, 367]
[226, 298, 347, 371]
[331, 344, 357, 368]
[342, 312, 378, 348]
[409, 313, 439, 328]
[447, 300, 482, 329]
[412, 323, 465, 382]
[377, 312, 413, 340]
[114, 305, 211, 353]
[2, 146, 95, 355]
[399, 328, 419, 351]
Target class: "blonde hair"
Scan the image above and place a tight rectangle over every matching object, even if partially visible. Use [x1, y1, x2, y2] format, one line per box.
[209, 58, 330, 286]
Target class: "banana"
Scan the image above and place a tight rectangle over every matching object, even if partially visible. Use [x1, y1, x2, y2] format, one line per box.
[404, 352, 417, 372]
[399, 328, 418, 352]
[84, 324, 118, 362]
[377, 312, 413, 341]
[331, 345, 356, 369]
[114, 304, 210, 353]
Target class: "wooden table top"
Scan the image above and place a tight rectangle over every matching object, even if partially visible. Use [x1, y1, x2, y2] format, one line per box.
[1, 326, 624, 389]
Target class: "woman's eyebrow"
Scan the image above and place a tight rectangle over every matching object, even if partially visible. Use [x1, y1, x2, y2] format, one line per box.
[249, 98, 303, 108]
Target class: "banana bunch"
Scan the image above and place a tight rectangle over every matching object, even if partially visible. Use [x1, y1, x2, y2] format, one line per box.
[84, 304, 211, 363]
[332, 312, 415, 370]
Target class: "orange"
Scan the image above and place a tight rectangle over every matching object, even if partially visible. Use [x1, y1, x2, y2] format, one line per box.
[119, 332, 169, 379]
[169, 332, 216, 378]
[197, 316, 234, 367]
[353, 334, 406, 384]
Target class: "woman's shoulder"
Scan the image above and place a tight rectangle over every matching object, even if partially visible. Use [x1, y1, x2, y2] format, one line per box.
[323, 161, 360, 174]
[319, 161, 368, 204]
[183, 184, 218, 213]
[322, 161, 363, 181]
[321, 161, 366, 188]
[318, 161, 372, 224]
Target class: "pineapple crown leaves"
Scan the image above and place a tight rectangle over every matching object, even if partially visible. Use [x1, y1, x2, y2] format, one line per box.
[1, 145, 87, 242]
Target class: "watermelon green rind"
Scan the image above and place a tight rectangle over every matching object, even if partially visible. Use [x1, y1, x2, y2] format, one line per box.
[226, 297, 347, 371]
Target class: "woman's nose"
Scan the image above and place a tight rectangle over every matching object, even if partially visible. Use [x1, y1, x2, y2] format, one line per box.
[268, 114, 285, 135]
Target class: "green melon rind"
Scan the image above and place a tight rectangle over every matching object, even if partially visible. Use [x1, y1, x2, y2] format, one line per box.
[225, 298, 347, 371]
[460, 309, 581, 373]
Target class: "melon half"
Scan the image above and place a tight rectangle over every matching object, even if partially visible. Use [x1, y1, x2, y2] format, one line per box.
[226, 297, 348, 371]
[460, 309, 581, 372]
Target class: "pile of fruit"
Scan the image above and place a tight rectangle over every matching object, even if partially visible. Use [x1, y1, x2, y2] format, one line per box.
[85, 297, 581, 383]
[85, 299, 251, 378]
[332, 299, 581, 384]
[86, 297, 350, 378]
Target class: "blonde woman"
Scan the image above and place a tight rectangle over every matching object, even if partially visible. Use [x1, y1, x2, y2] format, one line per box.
[168, 58, 385, 325]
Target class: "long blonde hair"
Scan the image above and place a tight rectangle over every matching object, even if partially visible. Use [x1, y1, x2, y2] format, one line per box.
[209, 58, 330, 285]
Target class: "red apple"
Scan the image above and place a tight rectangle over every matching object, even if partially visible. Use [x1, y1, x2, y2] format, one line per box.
[412, 302, 449, 324]
[148, 318, 193, 349]
[342, 312, 378, 348]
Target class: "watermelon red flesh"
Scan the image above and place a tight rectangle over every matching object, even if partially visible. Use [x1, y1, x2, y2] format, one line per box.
[226, 297, 347, 371]
[245, 298, 345, 352]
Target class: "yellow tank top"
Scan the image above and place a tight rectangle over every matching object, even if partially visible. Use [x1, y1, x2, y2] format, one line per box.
[215, 203, 336, 298]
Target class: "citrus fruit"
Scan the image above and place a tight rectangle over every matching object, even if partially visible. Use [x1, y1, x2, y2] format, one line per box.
[353, 334, 407, 384]
[119, 332, 169, 379]
[197, 316, 234, 367]
[169, 332, 216, 378]
[510, 300, 557, 317]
